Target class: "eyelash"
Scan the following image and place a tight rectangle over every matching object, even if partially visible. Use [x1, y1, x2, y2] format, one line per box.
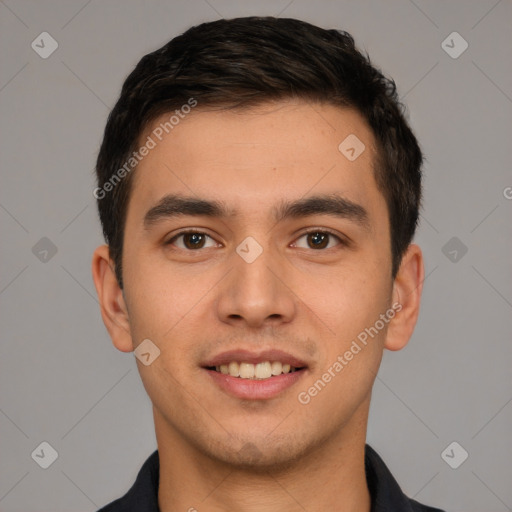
[165, 228, 347, 251]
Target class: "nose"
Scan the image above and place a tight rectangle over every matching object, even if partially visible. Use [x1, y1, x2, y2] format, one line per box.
[215, 243, 297, 329]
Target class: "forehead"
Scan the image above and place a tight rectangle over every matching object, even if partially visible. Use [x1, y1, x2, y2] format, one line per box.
[128, 100, 384, 225]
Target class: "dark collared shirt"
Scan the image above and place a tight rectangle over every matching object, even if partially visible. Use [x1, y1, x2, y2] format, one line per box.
[97, 444, 445, 511]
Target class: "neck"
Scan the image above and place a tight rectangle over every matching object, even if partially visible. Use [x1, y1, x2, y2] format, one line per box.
[155, 402, 372, 512]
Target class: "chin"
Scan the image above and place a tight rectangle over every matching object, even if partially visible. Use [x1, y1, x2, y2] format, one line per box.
[204, 433, 313, 473]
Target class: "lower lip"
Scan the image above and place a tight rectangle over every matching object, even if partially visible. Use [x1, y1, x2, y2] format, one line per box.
[205, 368, 306, 400]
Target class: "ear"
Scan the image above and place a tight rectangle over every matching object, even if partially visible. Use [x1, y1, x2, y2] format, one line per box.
[384, 243, 424, 351]
[91, 245, 134, 352]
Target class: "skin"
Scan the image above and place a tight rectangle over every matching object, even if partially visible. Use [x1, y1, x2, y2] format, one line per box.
[92, 100, 424, 512]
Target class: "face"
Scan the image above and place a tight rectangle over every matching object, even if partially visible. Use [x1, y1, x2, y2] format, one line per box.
[101, 100, 410, 469]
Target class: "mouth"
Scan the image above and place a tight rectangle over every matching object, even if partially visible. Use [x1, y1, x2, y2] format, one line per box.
[206, 361, 305, 380]
[201, 350, 308, 400]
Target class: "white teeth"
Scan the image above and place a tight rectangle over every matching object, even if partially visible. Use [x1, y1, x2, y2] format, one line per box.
[254, 361, 272, 379]
[239, 362, 255, 379]
[228, 361, 240, 377]
[271, 361, 282, 375]
[215, 361, 300, 379]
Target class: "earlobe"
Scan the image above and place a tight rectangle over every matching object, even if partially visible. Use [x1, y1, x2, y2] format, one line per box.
[384, 244, 424, 351]
[91, 245, 134, 352]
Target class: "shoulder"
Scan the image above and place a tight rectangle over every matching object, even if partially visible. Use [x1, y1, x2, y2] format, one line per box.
[409, 498, 446, 512]
[96, 450, 160, 512]
[365, 444, 446, 512]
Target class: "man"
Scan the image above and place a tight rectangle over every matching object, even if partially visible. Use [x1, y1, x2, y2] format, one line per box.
[92, 16, 445, 512]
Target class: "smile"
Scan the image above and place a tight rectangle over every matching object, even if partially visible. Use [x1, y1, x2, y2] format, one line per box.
[202, 349, 309, 399]
[210, 361, 302, 379]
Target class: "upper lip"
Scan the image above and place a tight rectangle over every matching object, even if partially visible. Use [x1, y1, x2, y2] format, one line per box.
[202, 349, 308, 368]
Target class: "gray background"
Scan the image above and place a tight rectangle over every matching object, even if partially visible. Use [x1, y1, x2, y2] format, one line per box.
[1, 0, 511, 511]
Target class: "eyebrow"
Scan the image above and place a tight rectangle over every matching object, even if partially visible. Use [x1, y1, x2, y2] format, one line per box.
[143, 193, 370, 231]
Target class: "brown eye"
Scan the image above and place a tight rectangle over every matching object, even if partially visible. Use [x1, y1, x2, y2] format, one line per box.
[294, 230, 342, 250]
[307, 232, 329, 249]
[167, 231, 217, 250]
[182, 233, 206, 249]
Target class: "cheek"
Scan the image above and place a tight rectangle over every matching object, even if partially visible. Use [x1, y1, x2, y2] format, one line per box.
[293, 260, 390, 343]
[122, 246, 208, 338]
[296, 278, 389, 420]
[123, 259, 205, 407]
